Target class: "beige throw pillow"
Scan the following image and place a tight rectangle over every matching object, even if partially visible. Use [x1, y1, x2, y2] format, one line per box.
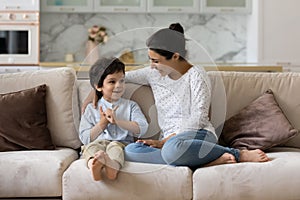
[220, 89, 299, 150]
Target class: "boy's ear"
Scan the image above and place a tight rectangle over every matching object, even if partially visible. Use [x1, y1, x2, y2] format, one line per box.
[94, 84, 102, 92]
[173, 53, 180, 60]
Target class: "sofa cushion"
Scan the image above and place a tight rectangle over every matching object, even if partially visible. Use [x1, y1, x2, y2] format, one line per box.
[193, 148, 300, 200]
[0, 68, 81, 149]
[63, 159, 192, 200]
[220, 89, 298, 150]
[0, 148, 78, 197]
[0, 84, 55, 151]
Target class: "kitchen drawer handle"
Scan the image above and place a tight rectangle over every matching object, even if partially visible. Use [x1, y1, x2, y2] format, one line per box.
[167, 8, 182, 12]
[220, 8, 235, 12]
[59, 7, 75, 11]
[5, 6, 21, 10]
[113, 8, 129, 12]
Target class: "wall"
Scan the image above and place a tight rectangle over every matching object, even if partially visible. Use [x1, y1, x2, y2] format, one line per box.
[40, 13, 247, 64]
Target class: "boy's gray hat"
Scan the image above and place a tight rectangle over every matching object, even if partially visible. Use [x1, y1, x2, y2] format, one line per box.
[89, 57, 114, 89]
[146, 28, 186, 57]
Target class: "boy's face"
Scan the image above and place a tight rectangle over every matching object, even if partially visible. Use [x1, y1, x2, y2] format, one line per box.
[96, 71, 125, 102]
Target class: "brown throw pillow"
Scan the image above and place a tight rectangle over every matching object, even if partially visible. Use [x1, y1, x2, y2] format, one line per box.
[220, 89, 299, 150]
[0, 84, 55, 151]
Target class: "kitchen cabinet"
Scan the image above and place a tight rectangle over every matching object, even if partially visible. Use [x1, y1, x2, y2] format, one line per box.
[41, 0, 253, 14]
[247, 0, 300, 67]
[147, 0, 199, 13]
[94, 0, 146, 13]
[200, 0, 252, 14]
[42, 0, 199, 13]
[0, 0, 39, 11]
[41, 0, 146, 13]
[41, 0, 93, 13]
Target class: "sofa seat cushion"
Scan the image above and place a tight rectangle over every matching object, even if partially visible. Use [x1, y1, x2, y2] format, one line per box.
[193, 148, 300, 200]
[0, 148, 78, 198]
[63, 159, 192, 200]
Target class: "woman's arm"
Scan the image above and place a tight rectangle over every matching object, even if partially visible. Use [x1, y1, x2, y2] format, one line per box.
[125, 67, 151, 85]
[81, 90, 98, 114]
[182, 67, 212, 130]
[81, 67, 152, 114]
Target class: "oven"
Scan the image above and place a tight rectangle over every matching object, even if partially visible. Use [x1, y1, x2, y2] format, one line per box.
[0, 11, 39, 65]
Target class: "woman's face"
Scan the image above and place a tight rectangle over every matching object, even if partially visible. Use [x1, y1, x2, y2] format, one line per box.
[148, 49, 175, 77]
[96, 71, 125, 102]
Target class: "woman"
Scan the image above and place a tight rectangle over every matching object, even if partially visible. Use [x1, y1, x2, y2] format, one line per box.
[83, 23, 269, 168]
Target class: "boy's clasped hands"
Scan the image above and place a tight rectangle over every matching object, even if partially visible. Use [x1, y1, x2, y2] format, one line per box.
[99, 105, 119, 124]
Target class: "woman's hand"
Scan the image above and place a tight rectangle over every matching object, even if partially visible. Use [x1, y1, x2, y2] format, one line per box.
[136, 133, 176, 149]
[136, 139, 164, 149]
[81, 90, 98, 114]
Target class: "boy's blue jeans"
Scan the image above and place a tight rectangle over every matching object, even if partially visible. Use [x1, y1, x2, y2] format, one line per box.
[125, 129, 240, 167]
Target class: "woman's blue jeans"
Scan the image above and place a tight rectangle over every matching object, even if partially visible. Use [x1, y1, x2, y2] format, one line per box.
[125, 129, 240, 167]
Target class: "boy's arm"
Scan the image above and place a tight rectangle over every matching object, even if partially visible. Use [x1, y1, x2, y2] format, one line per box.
[115, 120, 140, 135]
[105, 105, 143, 135]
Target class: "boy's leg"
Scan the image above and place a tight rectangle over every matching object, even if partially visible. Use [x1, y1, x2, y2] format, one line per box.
[105, 141, 125, 180]
[81, 140, 109, 181]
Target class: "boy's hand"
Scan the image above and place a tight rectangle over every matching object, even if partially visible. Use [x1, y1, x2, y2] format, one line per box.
[104, 106, 119, 124]
[99, 106, 109, 125]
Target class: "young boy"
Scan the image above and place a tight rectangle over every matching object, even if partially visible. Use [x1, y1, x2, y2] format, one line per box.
[79, 57, 148, 181]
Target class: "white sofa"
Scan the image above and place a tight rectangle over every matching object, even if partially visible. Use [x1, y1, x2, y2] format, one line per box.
[1, 67, 300, 200]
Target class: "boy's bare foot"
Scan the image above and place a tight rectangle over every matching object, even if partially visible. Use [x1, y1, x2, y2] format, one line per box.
[239, 149, 269, 162]
[204, 153, 237, 167]
[90, 150, 106, 181]
[103, 153, 120, 180]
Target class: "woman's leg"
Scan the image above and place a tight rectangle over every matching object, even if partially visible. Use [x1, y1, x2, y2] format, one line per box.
[124, 142, 166, 164]
[161, 129, 239, 167]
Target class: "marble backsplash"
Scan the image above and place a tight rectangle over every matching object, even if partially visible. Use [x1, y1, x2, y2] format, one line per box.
[40, 13, 247, 64]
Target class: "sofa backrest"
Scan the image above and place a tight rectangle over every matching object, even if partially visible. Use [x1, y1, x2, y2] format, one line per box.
[0, 67, 82, 149]
[208, 71, 300, 149]
[77, 71, 300, 149]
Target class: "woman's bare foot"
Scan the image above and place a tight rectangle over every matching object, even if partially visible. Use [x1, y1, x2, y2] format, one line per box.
[204, 153, 237, 167]
[90, 150, 106, 181]
[239, 149, 269, 162]
[103, 153, 121, 180]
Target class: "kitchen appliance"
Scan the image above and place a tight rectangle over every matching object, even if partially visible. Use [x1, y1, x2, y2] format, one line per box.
[0, 0, 39, 65]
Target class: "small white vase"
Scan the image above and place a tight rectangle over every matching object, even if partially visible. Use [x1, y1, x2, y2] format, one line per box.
[85, 40, 99, 65]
